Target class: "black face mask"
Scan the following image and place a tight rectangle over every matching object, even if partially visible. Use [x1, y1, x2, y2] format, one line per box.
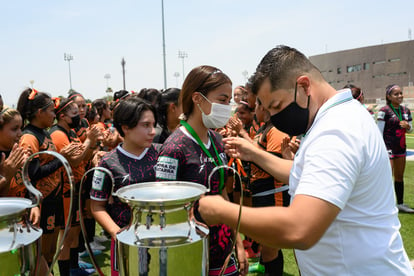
[270, 83, 309, 136]
[68, 115, 81, 129]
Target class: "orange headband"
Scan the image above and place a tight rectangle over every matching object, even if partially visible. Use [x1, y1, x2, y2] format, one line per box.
[55, 98, 74, 115]
[28, 88, 38, 100]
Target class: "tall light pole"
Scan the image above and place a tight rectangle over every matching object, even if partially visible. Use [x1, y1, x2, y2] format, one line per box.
[178, 50, 187, 82]
[64, 53, 73, 91]
[242, 70, 249, 83]
[104, 73, 111, 100]
[104, 73, 111, 88]
[161, 0, 167, 89]
[121, 58, 126, 90]
[173, 72, 180, 87]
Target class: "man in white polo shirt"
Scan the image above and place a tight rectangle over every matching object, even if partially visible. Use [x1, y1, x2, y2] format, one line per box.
[198, 45, 413, 275]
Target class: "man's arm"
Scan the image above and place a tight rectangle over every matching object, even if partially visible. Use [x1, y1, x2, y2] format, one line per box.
[199, 193, 340, 250]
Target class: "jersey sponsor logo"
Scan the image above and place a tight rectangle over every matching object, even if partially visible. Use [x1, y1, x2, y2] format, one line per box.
[122, 174, 130, 184]
[92, 170, 105, 191]
[156, 156, 178, 180]
[377, 111, 385, 120]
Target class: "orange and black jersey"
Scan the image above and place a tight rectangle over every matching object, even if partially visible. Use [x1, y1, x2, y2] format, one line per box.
[9, 124, 63, 199]
[50, 125, 85, 193]
[250, 122, 288, 184]
[74, 118, 89, 143]
[248, 115, 262, 139]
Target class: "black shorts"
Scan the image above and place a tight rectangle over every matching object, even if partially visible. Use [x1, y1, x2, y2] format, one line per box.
[40, 196, 64, 234]
[251, 178, 290, 208]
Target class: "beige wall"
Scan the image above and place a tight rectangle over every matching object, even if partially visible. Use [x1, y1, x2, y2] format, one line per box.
[309, 40, 414, 103]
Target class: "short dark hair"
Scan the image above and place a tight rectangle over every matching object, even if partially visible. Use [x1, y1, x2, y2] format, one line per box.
[158, 88, 181, 129]
[385, 84, 400, 105]
[92, 98, 108, 118]
[113, 97, 157, 137]
[113, 90, 129, 102]
[252, 45, 321, 95]
[86, 104, 98, 124]
[343, 84, 362, 100]
[137, 88, 161, 109]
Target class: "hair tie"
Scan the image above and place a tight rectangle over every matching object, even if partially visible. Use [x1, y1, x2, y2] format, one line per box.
[55, 99, 74, 115]
[239, 100, 249, 106]
[386, 85, 400, 95]
[28, 88, 38, 100]
[120, 93, 130, 100]
[236, 86, 247, 92]
[52, 97, 61, 109]
[68, 93, 82, 100]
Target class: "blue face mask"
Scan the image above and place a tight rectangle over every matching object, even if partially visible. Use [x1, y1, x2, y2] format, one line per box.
[270, 83, 309, 136]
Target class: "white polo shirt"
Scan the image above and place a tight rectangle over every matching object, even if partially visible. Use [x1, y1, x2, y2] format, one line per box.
[290, 90, 413, 275]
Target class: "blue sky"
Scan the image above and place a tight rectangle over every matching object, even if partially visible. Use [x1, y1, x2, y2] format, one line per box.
[1, 0, 413, 106]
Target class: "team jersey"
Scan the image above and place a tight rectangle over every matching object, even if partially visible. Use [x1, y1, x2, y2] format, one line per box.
[74, 118, 89, 143]
[155, 127, 233, 270]
[248, 115, 262, 139]
[250, 123, 287, 183]
[90, 144, 158, 228]
[377, 105, 412, 151]
[250, 123, 288, 206]
[8, 124, 62, 199]
[50, 124, 85, 193]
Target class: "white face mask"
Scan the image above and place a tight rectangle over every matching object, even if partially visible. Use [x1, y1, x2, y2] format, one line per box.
[198, 93, 232, 129]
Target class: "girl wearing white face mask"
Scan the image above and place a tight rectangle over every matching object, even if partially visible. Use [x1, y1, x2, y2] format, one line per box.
[155, 65, 248, 276]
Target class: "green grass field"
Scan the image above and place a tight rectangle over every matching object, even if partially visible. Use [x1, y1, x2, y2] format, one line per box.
[53, 158, 414, 276]
[407, 133, 414, 149]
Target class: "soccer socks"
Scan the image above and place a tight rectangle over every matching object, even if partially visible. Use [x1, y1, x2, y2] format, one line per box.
[394, 181, 404, 205]
[262, 250, 284, 276]
[58, 259, 70, 276]
[70, 248, 79, 269]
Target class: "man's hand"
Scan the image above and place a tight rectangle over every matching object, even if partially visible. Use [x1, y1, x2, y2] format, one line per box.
[223, 137, 259, 162]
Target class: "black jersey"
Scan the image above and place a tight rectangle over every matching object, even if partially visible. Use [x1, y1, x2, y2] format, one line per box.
[90, 144, 158, 227]
[378, 104, 412, 153]
[155, 127, 233, 270]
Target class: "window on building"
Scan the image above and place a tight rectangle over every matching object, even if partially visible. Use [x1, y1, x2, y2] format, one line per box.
[337, 67, 342, 74]
[347, 64, 362, 73]
[387, 72, 407, 77]
[363, 63, 370, 70]
[373, 60, 386, 64]
[388, 58, 400, 62]
[372, 74, 385, 78]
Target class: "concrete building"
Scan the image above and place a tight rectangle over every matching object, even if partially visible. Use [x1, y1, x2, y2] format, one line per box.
[309, 40, 414, 104]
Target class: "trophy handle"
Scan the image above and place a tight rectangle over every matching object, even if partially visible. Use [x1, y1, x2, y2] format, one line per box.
[207, 165, 243, 276]
[79, 167, 114, 276]
[22, 150, 74, 276]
